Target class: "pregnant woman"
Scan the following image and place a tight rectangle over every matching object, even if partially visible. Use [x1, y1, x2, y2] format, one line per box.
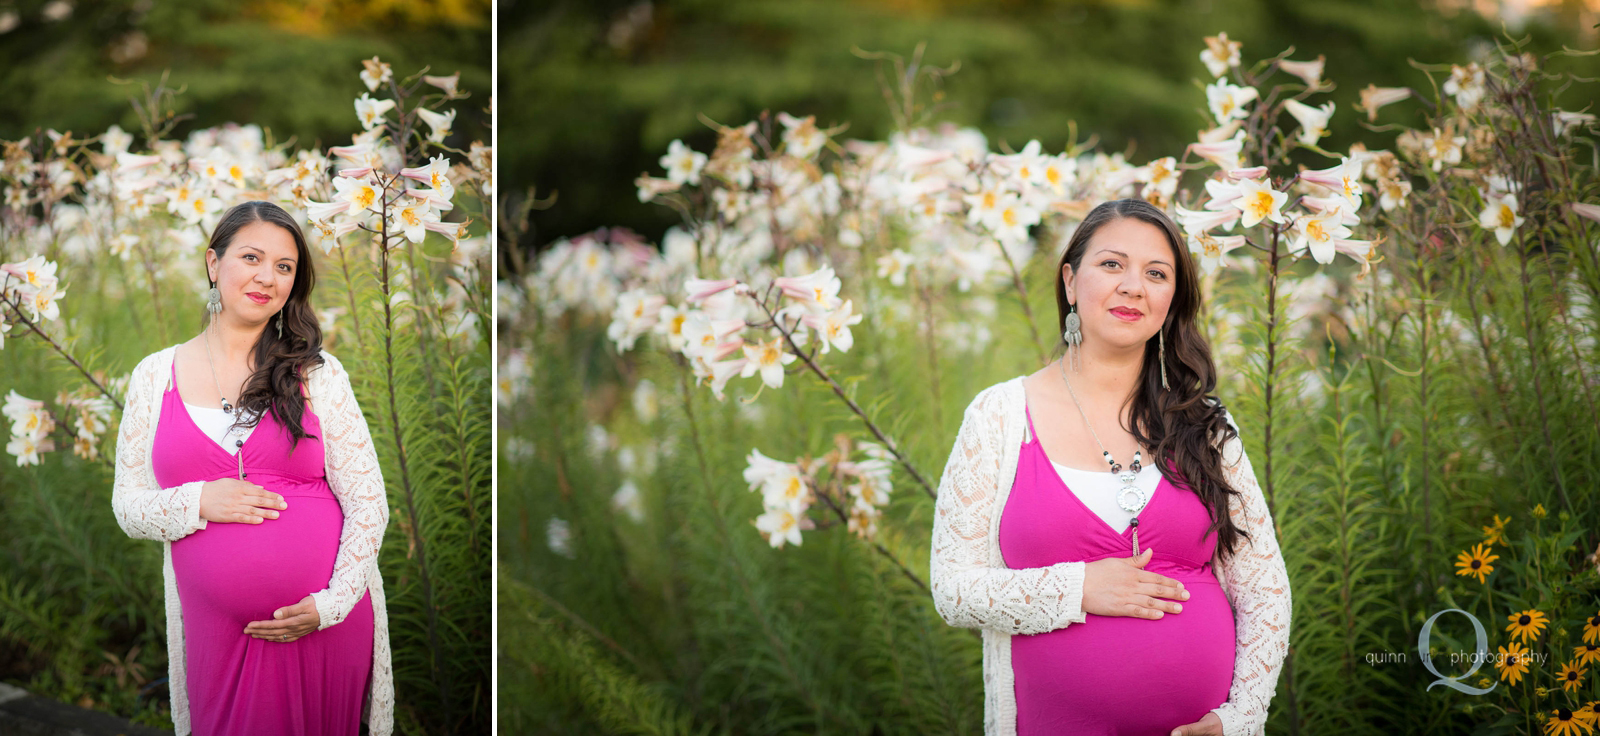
[112, 201, 394, 736]
[930, 199, 1291, 736]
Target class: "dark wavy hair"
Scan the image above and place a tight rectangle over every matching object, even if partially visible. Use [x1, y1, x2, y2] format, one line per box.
[1053, 198, 1249, 562]
[205, 201, 325, 451]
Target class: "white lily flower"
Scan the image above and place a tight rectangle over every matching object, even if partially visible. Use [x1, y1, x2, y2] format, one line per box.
[740, 335, 796, 389]
[360, 56, 393, 92]
[25, 279, 65, 321]
[754, 507, 804, 548]
[778, 113, 828, 159]
[1278, 56, 1325, 87]
[333, 176, 381, 221]
[1236, 178, 1288, 227]
[660, 139, 707, 186]
[606, 288, 666, 352]
[1377, 178, 1412, 211]
[1358, 85, 1411, 122]
[423, 72, 461, 96]
[760, 465, 811, 514]
[102, 124, 132, 156]
[545, 517, 574, 558]
[1292, 207, 1354, 264]
[416, 107, 456, 144]
[354, 93, 396, 131]
[772, 265, 843, 314]
[1187, 231, 1248, 276]
[1443, 63, 1486, 110]
[1299, 157, 1363, 211]
[800, 299, 863, 354]
[652, 304, 690, 353]
[1206, 80, 1259, 123]
[1283, 99, 1335, 146]
[1, 255, 56, 295]
[1199, 32, 1242, 78]
[391, 198, 442, 244]
[1423, 128, 1465, 173]
[400, 155, 456, 200]
[7, 432, 54, 467]
[991, 194, 1041, 243]
[180, 193, 223, 225]
[743, 448, 795, 490]
[3, 391, 50, 436]
[1478, 194, 1525, 246]
[876, 248, 913, 287]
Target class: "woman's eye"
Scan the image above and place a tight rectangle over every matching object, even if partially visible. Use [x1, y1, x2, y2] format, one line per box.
[1149, 271, 1167, 280]
[243, 254, 257, 262]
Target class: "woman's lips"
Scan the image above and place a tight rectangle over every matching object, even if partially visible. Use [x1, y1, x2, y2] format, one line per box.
[1110, 308, 1142, 321]
[246, 293, 270, 305]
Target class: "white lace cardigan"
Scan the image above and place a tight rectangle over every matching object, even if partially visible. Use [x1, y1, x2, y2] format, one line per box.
[929, 376, 1292, 736]
[110, 346, 395, 736]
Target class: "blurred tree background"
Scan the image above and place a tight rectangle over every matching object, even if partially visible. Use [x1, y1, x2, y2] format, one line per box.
[503, 0, 1599, 256]
[0, 0, 491, 154]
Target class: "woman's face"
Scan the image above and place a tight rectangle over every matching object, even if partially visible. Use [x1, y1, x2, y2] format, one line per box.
[1062, 216, 1178, 352]
[207, 220, 299, 325]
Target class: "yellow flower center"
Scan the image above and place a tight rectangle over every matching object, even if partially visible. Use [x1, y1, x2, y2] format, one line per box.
[982, 192, 997, 210]
[784, 476, 802, 499]
[760, 341, 782, 366]
[1307, 219, 1328, 242]
[402, 208, 421, 227]
[352, 186, 376, 210]
[1002, 207, 1019, 227]
[1246, 190, 1274, 219]
[1496, 204, 1516, 229]
[670, 315, 686, 335]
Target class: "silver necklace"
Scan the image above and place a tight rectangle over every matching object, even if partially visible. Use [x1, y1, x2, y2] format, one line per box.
[1058, 358, 1148, 555]
[202, 324, 234, 415]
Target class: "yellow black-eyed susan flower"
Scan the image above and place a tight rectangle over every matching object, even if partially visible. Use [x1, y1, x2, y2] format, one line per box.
[1584, 611, 1600, 646]
[1455, 543, 1499, 584]
[1483, 514, 1510, 545]
[1533, 503, 1547, 519]
[1509, 609, 1551, 644]
[1558, 661, 1587, 693]
[1545, 707, 1591, 736]
[1498, 641, 1532, 685]
[1576, 644, 1600, 667]
[1579, 703, 1600, 726]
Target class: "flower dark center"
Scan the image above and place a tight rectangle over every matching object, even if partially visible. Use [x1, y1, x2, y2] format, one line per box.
[1589, 615, 1600, 627]
[1471, 560, 1482, 569]
[1519, 615, 1532, 625]
[1557, 708, 1572, 720]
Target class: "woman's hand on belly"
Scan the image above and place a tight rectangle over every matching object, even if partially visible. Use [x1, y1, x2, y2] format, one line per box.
[1170, 710, 1224, 735]
[200, 478, 288, 524]
[243, 594, 321, 642]
[1082, 547, 1191, 620]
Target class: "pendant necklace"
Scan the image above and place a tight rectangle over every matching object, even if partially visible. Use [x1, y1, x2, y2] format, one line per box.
[202, 324, 246, 481]
[1058, 358, 1148, 555]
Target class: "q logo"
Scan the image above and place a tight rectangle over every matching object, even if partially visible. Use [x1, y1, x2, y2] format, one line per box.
[1417, 608, 1497, 695]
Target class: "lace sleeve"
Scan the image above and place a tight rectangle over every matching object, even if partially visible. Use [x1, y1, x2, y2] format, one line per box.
[111, 350, 208, 541]
[1208, 417, 1293, 736]
[307, 352, 390, 630]
[929, 384, 1088, 636]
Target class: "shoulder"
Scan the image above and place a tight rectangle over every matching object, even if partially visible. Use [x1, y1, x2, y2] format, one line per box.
[130, 345, 180, 384]
[959, 376, 1023, 430]
[303, 351, 345, 394]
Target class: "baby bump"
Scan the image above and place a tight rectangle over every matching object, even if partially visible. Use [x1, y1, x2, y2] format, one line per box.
[1012, 575, 1236, 734]
[172, 477, 343, 623]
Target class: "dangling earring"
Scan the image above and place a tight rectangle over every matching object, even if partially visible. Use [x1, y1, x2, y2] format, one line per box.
[1159, 328, 1169, 391]
[276, 310, 285, 339]
[1062, 302, 1082, 372]
[205, 281, 222, 317]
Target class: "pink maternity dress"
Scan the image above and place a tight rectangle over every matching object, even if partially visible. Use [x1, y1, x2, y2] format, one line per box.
[151, 360, 374, 736]
[998, 402, 1235, 735]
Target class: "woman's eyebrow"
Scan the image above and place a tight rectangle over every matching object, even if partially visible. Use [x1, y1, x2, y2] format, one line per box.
[1096, 248, 1172, 267]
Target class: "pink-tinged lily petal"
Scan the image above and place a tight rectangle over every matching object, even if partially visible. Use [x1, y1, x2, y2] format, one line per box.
[772, 265, 842, 312]
[406, 186, 455, 213]
[1571, 203, 1600, 224]
[1176, 204, 1241, 233]
[338, 167, 374, 178]
[1203, 179, 1244, 210]
[685, 277, 739, 303]
[1227, 166, 1269, 181]
[115, 152, 163, 171]
[708, 357, 749, 401]
[1189, 133, 1244, 170]
[1358, 85, 1411, 122]
[306, 200, 352, 222]
[422, 218, 470, 246]
[710, 337, 745, 362]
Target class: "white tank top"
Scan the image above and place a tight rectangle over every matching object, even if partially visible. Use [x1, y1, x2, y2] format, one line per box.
[1049, 460, 1164, 534]
[183, 402, 257, 455]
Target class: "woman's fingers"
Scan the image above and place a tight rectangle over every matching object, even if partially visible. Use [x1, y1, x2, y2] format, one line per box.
[1139, 594, 1183, 615]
